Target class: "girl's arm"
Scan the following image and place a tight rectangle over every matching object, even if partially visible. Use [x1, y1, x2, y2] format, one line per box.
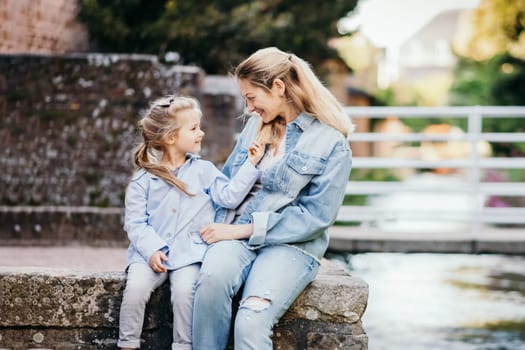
[222, 116, 259, 179]
[207, 160, 260, 209]
[207, 118, 262, 209]
[124, 180, 169, 261]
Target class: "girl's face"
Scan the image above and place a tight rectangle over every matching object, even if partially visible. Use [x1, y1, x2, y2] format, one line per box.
[169, 109, 205, 155]
[239, 79, 285, 123]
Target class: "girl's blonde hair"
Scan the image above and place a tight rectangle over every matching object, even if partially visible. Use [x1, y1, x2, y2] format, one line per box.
[133, 95, 201, 196]
[234, 47, 354, 146]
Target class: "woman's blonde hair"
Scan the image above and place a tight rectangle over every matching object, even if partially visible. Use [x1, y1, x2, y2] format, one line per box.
[133, 95, 201, 196]
[234, 47, 354, 146]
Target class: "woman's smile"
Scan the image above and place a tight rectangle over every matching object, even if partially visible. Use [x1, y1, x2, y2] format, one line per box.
[251, 107, 265, 118]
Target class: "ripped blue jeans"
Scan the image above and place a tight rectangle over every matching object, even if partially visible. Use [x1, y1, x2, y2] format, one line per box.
[192, 240, 319, 350]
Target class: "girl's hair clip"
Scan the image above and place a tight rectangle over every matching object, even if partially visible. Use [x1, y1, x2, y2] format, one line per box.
[159, 96, 175, 108]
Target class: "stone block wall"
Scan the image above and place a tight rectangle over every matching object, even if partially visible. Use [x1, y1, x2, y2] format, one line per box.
[0, 0, 89, 54]
[0, 53, 238, 208]
[0, 206, 126, 247]
[0, 261, 368, 349]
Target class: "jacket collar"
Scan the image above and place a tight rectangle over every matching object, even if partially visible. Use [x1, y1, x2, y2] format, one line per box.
[288, 112, 315, 132]
[146, 153, 200, 180]
[185, 153, 201, 161]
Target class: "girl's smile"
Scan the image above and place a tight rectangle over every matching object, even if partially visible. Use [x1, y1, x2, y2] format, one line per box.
[161, 109, 205, 169]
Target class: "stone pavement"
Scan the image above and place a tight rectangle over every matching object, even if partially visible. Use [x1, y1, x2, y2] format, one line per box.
[1, 223, 525, 273]
[0, 246, 128, 271]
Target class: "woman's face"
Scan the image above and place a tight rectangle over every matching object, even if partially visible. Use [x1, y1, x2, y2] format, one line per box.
[239, 79, 284, 123]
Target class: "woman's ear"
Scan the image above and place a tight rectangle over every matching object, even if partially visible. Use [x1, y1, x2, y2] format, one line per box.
[271, 78, 286, 97]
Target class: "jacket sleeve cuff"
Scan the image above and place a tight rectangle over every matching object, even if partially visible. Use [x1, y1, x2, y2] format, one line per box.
[142, 239, 169, 261]
[248, 211, 269, 245]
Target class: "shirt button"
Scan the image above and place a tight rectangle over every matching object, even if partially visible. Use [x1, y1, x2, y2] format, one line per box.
[301, 166, 308, 171]
[172, 208, 177, 213]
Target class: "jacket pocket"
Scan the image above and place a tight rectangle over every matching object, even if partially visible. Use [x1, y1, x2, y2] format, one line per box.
[276, 151, 326, 197]
[286, 151, 326, 175]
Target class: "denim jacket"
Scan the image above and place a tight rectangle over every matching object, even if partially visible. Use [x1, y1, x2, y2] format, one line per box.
[124, 155, 260, 270]
[216, 113, 352, 261]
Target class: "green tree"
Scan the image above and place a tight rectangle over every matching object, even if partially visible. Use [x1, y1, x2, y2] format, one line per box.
[454, 0, 525, 61]
[449, 54, 525, 106]
[449, 53, 525, 155]
[449, 0, 525, 156]
[78, 0, 358, 74]
[449, 0, 525, 107]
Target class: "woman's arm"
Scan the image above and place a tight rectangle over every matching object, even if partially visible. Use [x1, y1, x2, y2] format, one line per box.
[249, 142, 351, 246]
[199, 141, 351, 245]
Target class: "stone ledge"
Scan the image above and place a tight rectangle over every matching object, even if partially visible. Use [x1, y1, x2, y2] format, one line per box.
[0, 207, 126, 247]
[0, 260, 368, 350]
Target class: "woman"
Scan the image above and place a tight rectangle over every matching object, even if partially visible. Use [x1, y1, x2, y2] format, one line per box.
[192, 47, 353, 350]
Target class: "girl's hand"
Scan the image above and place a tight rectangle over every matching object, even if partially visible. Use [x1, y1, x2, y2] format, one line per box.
[200, 223, 253, 244]
[149, 250, 168, 273]
[248, 142, 264, 165]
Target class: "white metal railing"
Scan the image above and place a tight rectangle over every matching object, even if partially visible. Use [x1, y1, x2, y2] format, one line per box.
[338, 106, 525, 237]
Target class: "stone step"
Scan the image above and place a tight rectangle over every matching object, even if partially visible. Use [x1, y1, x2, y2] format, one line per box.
[0, 260, 369, 350]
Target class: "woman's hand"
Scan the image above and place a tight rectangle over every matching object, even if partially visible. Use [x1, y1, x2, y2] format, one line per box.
[248, 142, 264, 165]
[200, 223, 253, 244]
[149, 250, 168, 273]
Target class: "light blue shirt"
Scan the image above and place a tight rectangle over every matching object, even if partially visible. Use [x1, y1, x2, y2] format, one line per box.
[216, 113, 352, 261]
[124, 154, 260, 270]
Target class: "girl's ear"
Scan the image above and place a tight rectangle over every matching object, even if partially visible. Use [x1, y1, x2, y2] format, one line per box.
[271, 78, 286, 97]
[164, 133, 177, 145]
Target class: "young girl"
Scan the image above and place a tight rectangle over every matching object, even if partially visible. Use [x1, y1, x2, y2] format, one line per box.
[118, 96, 264, 350]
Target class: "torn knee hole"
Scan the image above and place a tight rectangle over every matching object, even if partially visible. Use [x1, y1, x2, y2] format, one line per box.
[241, 296, 271, 311]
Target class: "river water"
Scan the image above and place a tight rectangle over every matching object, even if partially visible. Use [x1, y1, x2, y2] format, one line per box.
[327, 252, 525, 350]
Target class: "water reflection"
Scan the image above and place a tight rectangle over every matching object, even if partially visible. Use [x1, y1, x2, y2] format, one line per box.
[327, 252, 525, 350]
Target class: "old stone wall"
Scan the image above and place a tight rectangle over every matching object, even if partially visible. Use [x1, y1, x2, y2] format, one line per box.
[0, 0, 89, 54]
[0, 206, 126, 247]
[0, 261, 369, 350]
[0, 53, 238, 208]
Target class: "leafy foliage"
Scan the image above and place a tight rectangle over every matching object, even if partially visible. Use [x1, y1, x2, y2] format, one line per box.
[449, 54, 525, 155]
[456, 0, 525, 61]
[448, 0, 525, 156]
[78, 0, 358, 73]
[449, 53, 525, 106]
